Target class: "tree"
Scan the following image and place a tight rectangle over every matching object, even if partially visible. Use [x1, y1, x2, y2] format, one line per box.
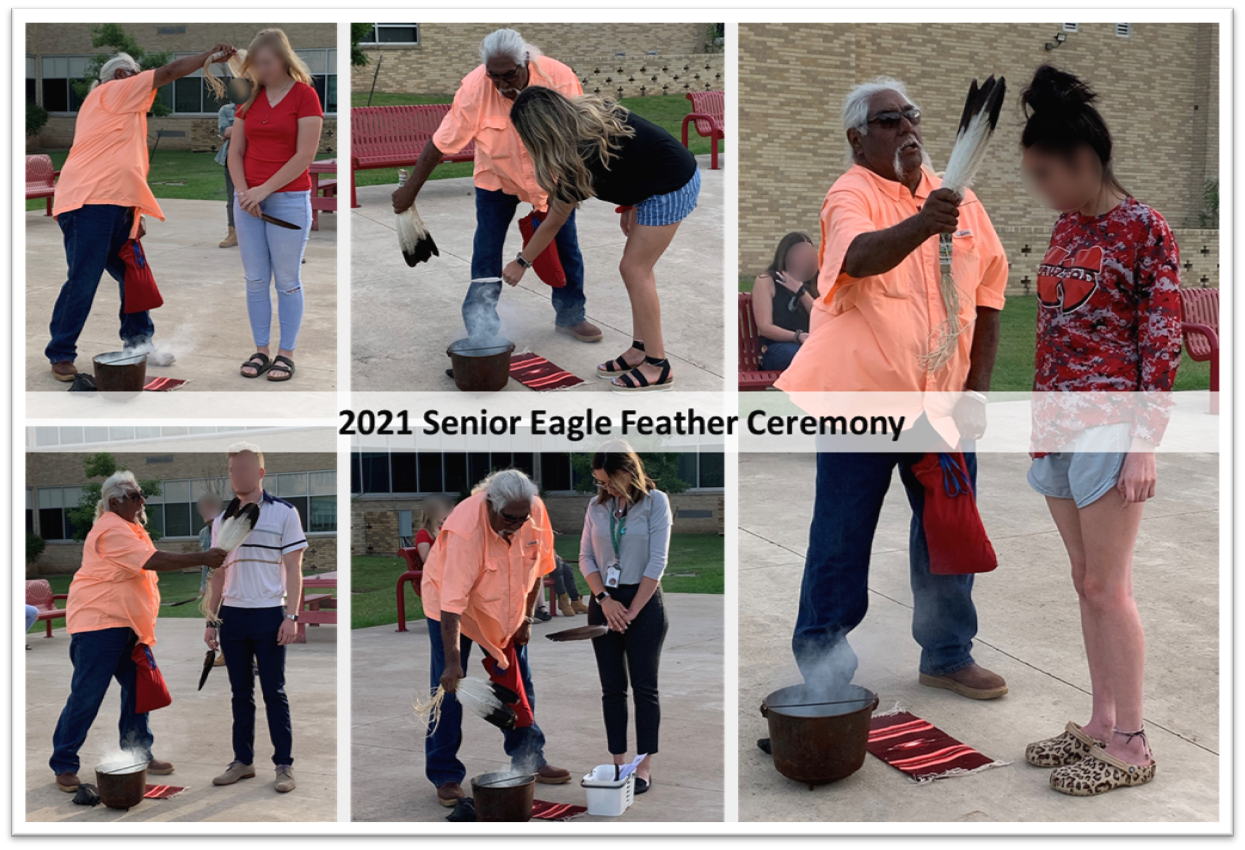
[65, 452, 163, 543]
[26, 533, 46, 566]
[26, 102, 48, 138]
[71, 24, 173, 116]
[350, 23, 375, 67]
[569, 453, 691, 496]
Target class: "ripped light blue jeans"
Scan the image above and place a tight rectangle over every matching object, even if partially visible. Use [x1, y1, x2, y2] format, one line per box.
[234, 190, 311, 352]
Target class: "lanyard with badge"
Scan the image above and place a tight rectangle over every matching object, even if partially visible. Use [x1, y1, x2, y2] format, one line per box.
[606, 500, 626, 589]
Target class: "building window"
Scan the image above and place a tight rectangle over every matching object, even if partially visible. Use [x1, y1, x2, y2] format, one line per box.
[360, 23, 420, 45]
[298, 48, 338, 115]
[1115, 23, 1132, 38]
[26, 55, 36, 103]
[40, 55, 89, 112]
[144, 470, 337, 538]
[36, 486, 85, 541]
[155, 54, 235, 115]
[676, 452, 725, 489]
[26, 488, 35, 535]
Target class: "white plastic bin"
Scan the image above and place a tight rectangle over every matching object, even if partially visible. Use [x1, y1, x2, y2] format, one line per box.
[580, 764, 635, 817]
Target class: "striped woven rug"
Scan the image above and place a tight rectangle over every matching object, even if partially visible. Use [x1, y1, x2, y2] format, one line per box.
[867, 709, 1008, 782]
[509, 353, 584, 391]
[531, 800, 588, 820]
[143, 784, 186, 799]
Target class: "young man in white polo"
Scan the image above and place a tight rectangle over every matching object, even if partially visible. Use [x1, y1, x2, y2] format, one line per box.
[204, 442, 306, 793]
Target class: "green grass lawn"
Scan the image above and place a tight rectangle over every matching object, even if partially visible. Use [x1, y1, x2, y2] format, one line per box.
[32, 568, 337, 632]
[25, 149, 336, 211]
[737, 278, 1209, 392]
[351, 532, 724, 630]
[349, 92, 722, 191]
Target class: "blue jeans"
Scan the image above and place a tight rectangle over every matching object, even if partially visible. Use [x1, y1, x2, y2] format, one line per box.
[46, 204, 155, 365]
[235, 190, 311, 352]
[425, 617, 547, 788]
[760, 340, 801, 371]
[49, 627, 152, 775]
[793, 452, 980, 681]
[464, 187, 586, 338]
[26, 605, 39, 633]
[219, 605, 293, 766]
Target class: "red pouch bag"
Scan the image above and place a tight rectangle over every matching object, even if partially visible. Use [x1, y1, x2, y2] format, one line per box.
[517, 212, 567, 288]
[132, 642, 173, 713]
[481, 643, 534, 728]
[911, 452, 998, 576]
[119, 239, 164, 313]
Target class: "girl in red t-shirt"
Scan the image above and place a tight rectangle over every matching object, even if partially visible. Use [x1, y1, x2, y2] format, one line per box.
[227, 29, 324, 383]
[1019, 65, 1174, 797]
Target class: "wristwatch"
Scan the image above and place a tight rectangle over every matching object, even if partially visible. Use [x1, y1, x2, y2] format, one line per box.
[594, 590, 610, 603]
[285, 613, 299, 622]
[515, 253, 532, 269]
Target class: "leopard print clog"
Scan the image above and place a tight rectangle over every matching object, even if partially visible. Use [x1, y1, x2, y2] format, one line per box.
[1025, 721, 1107, 767]
[1049, 745, 1156, 796]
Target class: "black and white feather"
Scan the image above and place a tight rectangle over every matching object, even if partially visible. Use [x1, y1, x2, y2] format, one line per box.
[396, 205, 439, 267]
[216, 498, 260, 553]
[941, 76, 1007, 197]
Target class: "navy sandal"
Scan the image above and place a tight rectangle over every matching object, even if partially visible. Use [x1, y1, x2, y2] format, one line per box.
[611, 356, 674, 392]
[597, 340, 645, 378]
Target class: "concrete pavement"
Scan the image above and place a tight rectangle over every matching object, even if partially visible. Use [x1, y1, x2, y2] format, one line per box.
[351, 155, 725, 392]
[25, 619, 337, 823]
[351, 593, 725, 822]
[738, 452, 1219, 823]
[25, 199, 337, 393]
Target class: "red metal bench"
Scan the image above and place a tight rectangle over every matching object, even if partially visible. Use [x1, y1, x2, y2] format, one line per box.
[739, 292, 782, 390]
[351, 104, 475, 209]
[1180, 287, 1219, 415]
[26, 155, 59, 217]
[309, 159, 337, 232]
[26, 579, 68, 637]
[682, 91, 724, 171]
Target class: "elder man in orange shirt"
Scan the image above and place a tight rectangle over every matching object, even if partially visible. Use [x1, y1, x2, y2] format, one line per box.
[777, 78, 1010, 703]
[46, 45, 235, 384]
[391, 28, 601, 345]
[419, 469, 571, 809]
[49, 471, 227, 793]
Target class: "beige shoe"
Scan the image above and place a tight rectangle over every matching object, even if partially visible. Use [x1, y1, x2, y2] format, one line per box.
[1026, 722, 1106, 768]
[274, 765, 296, 793]
[214, 653, 227, 667]
[571, 599, 590, 615]
[212, 760, 256, 785]
[1050, 746, 1156, 796]
[219, 227, 237, 248]
[557, 593, 576, 617]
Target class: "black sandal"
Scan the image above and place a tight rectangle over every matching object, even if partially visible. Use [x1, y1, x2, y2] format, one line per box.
[597, 340, 645, 378]
[240, 352, 271, 379]
[267, 355, 296, 382]
[612, 356, 674, 392]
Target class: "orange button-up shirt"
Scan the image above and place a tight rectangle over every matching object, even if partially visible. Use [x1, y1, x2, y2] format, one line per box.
[420, 491, 556, 668]
[777, 164, 1007, 395]
[66, 511, 161, 646]
[432, 57, 583, 210]
[53, 69, 164, 239]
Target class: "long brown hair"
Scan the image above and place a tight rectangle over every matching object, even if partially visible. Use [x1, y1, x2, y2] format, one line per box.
[510, 86, 635, 206]
[591, 442, 656, 506]
[237, 28, 313, 113]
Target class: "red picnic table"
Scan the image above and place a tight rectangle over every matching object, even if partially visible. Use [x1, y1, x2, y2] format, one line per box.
[309, 159, 337, 232]
[296, 570, 337, 643]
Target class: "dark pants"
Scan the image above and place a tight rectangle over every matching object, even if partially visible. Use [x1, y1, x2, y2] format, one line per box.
[46, 204, 155, 365]
[760, 339, 801, 371]
[224, 168, 236, 228]
[49, 627, 152, 775]
[424, 617, 547, 787]
[464, 187, 587, 337]
[551, 558, 581, 601]
[793, 452, 980, 683]
[588, 585, 668, 755]
[219, 605, 293, 766]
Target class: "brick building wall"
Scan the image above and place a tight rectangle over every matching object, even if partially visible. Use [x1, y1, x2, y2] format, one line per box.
[26, 451, 337, 575]
[353, 23, 723, 99]
[26, 22, 338, 152]
[352, 491, 725, 557]
[738, 22, 1220, 292]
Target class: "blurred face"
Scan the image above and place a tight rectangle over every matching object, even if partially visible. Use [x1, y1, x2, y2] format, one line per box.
[198, 499, 222, 522]
[593, 469, 625, 500]
[848, 90, 924, 186]
[488, 498, 532, 537]
[1022, 144, 1103, 212]
[110, 486, 146, 524]
[784, 241, 818, 281]
[485, 55, 529, 100]
[252, 45, 287, 88]
[228, 452, 265, 495]
[227, 77, 252, 105]
[113, 67, 137, 81]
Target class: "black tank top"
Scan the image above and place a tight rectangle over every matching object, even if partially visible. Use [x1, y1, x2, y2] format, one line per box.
[765, 276, 811, 336]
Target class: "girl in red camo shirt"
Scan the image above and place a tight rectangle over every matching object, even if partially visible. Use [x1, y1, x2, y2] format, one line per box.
[1019, 66, 1180, 796]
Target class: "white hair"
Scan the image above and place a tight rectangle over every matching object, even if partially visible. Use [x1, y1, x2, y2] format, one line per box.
[479, 28, 541, 66]
[476, 469, 538, 511]
[96, 470, 141, 521]
[95, 52, 142, 89]
[841, 76, 924, 169]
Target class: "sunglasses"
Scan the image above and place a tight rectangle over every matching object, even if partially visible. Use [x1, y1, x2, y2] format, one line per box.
[120, 490, 144, 501]
[486, 67, 522, 83]
[867, 108, 921, 129]
[500, 509, 530, 525]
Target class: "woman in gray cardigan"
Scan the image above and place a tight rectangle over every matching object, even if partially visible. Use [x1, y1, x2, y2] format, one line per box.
[579, 444, 671, 795]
